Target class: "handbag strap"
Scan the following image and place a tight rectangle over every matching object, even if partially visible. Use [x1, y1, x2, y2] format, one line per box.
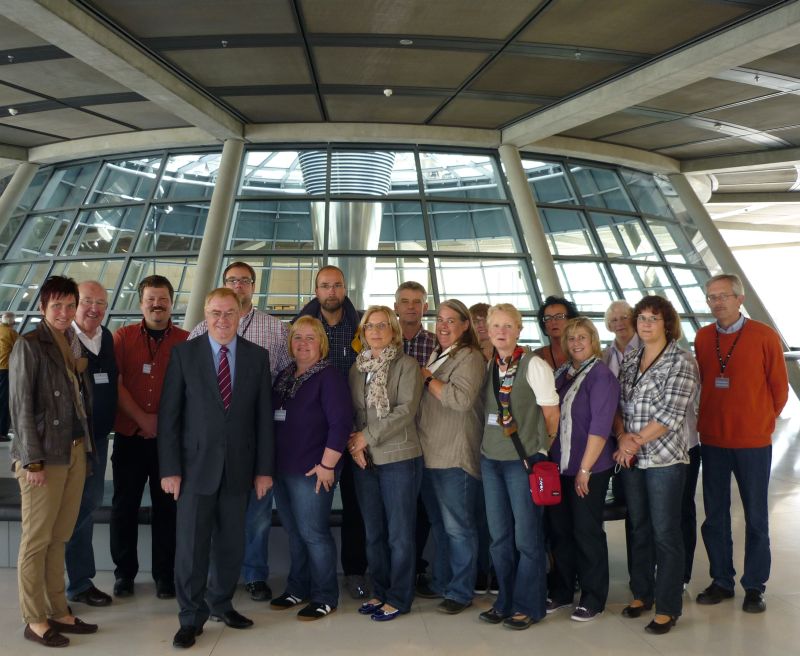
[493, 361, 532, 473]
[509, 430, 531, 473]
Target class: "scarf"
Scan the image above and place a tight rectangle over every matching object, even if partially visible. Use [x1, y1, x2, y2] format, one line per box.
[46, 321, 88, 423]
[496, 345, 526, 438]
[274, 359, 330, 400]
[554, 357, 598, 471]
[426, 344, 455, 374]
[356, 345, 398, 420]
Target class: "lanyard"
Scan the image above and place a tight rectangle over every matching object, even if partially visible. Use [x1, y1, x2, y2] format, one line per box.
[715, 319, 746, 375]
[557, 357, 596, 395]
[239, 309, 255, 339]
[629, 342, 668, 394]
[146, 333, 164, 363]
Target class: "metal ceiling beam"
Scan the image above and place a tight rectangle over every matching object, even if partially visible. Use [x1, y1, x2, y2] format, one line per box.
[0, 0, 243, 141]
[0, 144, 28, 162]
[713, 220, 800, 233]
[709, 192, 800, 203]
[502, 2, 800, 148]
[683, 146, 800, 174]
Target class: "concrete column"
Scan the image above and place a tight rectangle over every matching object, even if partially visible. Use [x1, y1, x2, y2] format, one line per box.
[669, 172, 800, 399]
[0, 162, 40, 230]
[498, 144, 563, 298]
[183, 139, 244, 328]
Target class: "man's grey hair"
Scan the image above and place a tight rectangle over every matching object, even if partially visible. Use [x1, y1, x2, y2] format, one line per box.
[1, 311, 15, 325]
[705, 273, 744, 297]
[395, 280, 427, 303]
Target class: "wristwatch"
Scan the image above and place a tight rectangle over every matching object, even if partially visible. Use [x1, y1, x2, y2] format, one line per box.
[424, 376, 434, 388]
[25, 462, 44, 472]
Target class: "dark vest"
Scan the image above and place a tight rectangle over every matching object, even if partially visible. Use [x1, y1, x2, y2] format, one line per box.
[81, 326, 119, 441]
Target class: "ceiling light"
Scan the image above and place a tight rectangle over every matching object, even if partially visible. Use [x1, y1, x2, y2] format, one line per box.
[399, 39, 413, 46]
[8, 108, 18, 116]
[221, 40, 228, 48]
[383, 88, 393, 97]
[7, 55, 14, 63]
[574, 49, 582, 60]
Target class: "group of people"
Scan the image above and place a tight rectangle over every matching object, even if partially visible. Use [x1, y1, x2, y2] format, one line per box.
[6, 264, 788, 648]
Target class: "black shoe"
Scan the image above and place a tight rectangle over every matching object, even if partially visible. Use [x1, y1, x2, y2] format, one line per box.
[415, 574, 440, 599]
[245, 580, 272, 602]
[173, 626, 202, 648]
[474, 572, 489, 595]
[621, 601, 653, 618]
[270, 592, 304, 610]
[742, 589, 766, 613]
[437, 598, 472, 615]
[113, 578, 134, 597]
[503, 614, 537, 630]
[696, 583, 734, 605]
[156, 580, 176, 599]
[645, 617, 676, 635]
[209, 610, 253, 629]
[478, 608, 509, 624]
[70, 585, 112, 607]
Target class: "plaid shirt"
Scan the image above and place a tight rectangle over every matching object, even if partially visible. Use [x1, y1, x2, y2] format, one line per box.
[189, 307, 290, 381]
[322, 314, 358, 376]
[619, 340, 697, 468]
[403, 326, 436, 367]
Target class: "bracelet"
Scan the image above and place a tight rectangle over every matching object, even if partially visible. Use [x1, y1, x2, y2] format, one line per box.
[424, 376, 433, 388]
[579, 468, 591, 475]
[318, 462, 335, 471]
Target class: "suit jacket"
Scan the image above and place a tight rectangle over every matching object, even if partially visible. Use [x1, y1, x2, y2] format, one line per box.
[158, 335, 274, 496]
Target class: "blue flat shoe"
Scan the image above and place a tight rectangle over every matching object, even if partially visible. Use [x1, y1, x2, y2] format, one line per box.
[358, 601, 384, 615]
[371, 608, 400, 622]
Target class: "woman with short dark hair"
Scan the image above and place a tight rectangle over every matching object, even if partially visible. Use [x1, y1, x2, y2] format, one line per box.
[533, 296, 579, 370]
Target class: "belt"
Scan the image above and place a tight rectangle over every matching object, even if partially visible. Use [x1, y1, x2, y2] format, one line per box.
[72, 437, 83, 447]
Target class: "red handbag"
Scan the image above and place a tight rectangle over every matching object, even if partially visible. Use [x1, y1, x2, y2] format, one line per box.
[509, 430, 562, 506]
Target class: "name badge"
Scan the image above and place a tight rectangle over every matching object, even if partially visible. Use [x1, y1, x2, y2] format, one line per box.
[274, 409, 287, 422]
[93, 372, 110, 384]
[715, 376, 730, 389]
[142, 363, 152, 374]
[487, 413, 499, 426]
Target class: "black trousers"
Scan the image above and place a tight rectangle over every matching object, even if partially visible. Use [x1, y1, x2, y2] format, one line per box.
[110, 435, 176, 582]
[547, 469, 613, 613]
[338, 456, 367, 575]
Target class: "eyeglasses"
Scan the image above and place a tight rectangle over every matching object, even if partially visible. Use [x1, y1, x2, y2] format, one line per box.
[364, 322, 389, 331]
[543, 313, 568, 323]
[208, 310, 238, 321]
[436, 317, 462, 326]
[637, 315, 663, 324]
[318, 283, 345, 291]
[567, 334, 590, 343]
[224, 277, 253, 286]
[79, 298, 108, 308]
[706, 293, 737, 303]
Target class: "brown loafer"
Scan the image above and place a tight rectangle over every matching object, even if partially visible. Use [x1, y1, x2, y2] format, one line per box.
[24, 625, 69, 647]
[48, 617, 98, 634]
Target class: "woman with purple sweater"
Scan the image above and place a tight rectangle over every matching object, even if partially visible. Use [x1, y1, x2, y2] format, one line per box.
[547, 318, 620, 622]
[270, 316, 353, 620]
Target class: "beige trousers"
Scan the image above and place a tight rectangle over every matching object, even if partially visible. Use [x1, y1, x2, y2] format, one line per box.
[16, 441, 86, 624]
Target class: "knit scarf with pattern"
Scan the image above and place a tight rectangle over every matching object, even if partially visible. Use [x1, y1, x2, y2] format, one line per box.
[496, 345, 526, 438]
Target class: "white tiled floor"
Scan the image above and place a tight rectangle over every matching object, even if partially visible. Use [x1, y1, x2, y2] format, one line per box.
[1, 394, 799, 655]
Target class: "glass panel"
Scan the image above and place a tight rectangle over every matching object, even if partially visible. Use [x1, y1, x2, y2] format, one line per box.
[329, 255, 434, 310]
[539, 207, 596, 256]
[61, 206, 145, 255]
[326, 201, 426, 251]
[669, 267, 710, 313]
[680, 320, 697, 345]
[136, 203, 208, 252]
[114, 257, 197, 313]
[379, 202, 427, 250]
[154, 153, 220, 201]
[554, 261, 615, 313]
[434, 258, 534, 309]
[429, 203, 519, 253]
[329, 150, 419, 196]
[589, 212, 658, 261]
[86, 156, 162, 205]
[16, 169, 50, 212]
[569, 164, 634, 211]
[420, 152, 506, 201]
[656, 175, 697, 227]
[7, 211, 73, 258]
[621, 169, 673, 218]
[105, 316, 148, 332]
[521, 159, 578, 204]
[647, 221, 703, 265]
[221, 255, 320, 313]
[240, 151, 312, 196]
[228, 200, 313, 251]
[610, 263, 684, 309]
[0, 214, 25, 257]
[33, 162, 99, 210]
[50, 259, 124, 296]
[0, 261, 52, 311]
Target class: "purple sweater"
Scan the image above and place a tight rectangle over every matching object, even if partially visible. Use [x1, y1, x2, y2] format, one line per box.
[551, 361, 619, 476]
[272, 366, 353, 476]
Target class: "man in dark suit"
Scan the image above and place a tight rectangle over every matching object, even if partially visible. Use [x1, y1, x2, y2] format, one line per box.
[159, 288, 274, 649]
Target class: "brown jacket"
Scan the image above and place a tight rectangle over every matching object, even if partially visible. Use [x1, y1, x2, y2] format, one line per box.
[0, 323, 19, 369]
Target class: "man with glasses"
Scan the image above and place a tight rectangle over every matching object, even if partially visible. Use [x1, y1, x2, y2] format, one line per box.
[694, 273, 788, 614]
[295, 265, 369, 599]
[188, 261, 289, 603]
[66, 282, 118, 607]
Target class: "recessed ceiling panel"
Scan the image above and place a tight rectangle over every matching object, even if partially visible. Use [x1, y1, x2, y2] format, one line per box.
[224, 94, 323, 122]
[0, 108, 132, 139]
[657, 137, 765, 158]
[0, 123, 59, 147]
[641, 79, 774, 114]
[166, 48, 311, 86]
[516, 0, 752, 55]
[702, 94, 800, 131]
[766, 125, 800, 147]
[603, 119, 721, 150]
[92, 0, 297, 38]
[301, 0, 542, 39]
[325, 94, 444, 123]
[84, 101, 190, 130]
[562, 112, 660, 139]
[743, 43, 800, 78]
[716, 168, 797, 188]
[0, 84, 42, 107]
[431, 97, 540, 129]
[0, 15, 49, 49]
[470, 54, 627, 97]
[0, 59, 130, 98]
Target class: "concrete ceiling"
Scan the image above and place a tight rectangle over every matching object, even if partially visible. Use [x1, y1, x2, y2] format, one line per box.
[2, 0, 800, 242]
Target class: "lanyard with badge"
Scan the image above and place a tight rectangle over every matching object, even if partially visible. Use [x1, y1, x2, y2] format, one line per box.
[714, 319, 746, 389]
[143, 332, 164, 375]
[239, 310, 255, 339]
[621, 343, 668, 415]
[79, 341, 110, 384]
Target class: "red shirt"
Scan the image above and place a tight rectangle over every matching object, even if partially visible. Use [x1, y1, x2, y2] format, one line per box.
[113, 319, 188, 436]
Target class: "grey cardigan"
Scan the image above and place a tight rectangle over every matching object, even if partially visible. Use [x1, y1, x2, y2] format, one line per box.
[416, 346, 485, 478]
[349, 352, 423, 465]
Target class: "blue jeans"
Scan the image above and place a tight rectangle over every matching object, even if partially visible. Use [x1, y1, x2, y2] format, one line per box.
[273, 473, 339, 607]
[65, 433, 109, 597]
[423, 467, 479, 606]
[353, 457, 422, 613]
[700, 444, 771, 593]
[481, 456, 546, 620]
[241, 488, 274, 584]
[622, 463, 686, 618]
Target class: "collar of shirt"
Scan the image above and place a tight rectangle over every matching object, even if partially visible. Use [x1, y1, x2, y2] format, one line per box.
[716, 313, 745, 335]
[139, 318, 173, 336]
[72, 320, 102, 356]
[208, 334, 237, 385]
[404, 325, 426, 342]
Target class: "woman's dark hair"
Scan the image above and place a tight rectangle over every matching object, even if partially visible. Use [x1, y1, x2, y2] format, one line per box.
[633, 294, 682, 342]
[39, 276, 79, 310]
[536, 295, 579, 333]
